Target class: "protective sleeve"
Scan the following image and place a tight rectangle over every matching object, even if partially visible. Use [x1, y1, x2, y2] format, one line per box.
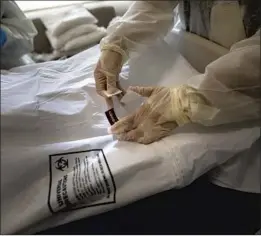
[177, 29, 260, 126]
[1, 0, 37, 55]
[100, 1, 178, 59]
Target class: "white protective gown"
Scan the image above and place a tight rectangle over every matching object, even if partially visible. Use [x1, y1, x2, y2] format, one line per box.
[100, 1, 260, 193]
[0, 0, 37, 69]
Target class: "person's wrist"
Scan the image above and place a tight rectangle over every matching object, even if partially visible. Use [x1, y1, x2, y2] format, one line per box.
[168, 86, 192, 126]
[100, 44, 128, 64]
[101, 49, 125, 69]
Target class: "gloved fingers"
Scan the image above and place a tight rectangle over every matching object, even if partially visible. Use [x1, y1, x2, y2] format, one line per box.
[95, 74, 121, 99]
[101, 74, 120, 97]
[131, 102, 156, 128]
[95, 49, 123, 98]
[129, 86, 155, 97]
[156, 112, 175, 124]
[94, 69, 114, 107]
[117, 128, 144, 142]
[110, 113, 136, 134]
[96, 86, 108, 98]
[137, 122, 177, 144]
[99, 49, 123, 97]
[137, 131, 166, 144]
[96, 83, 107, 97]
[94, 61, 107, 97]
[116, 113, 161, 144]
[104, 81, 125, 102]
[115, 119, 176, 144]
[110, 102, 151, 135]
[117, 123, 172, 145]
[159, 121, 178, 132]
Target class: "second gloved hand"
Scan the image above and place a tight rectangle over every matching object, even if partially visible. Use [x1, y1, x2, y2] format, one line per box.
[109, 85, 211, 144]
[94, 49, 124, 99]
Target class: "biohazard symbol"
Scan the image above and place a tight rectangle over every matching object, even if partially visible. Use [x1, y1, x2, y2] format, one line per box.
[55, 157, 69, 171]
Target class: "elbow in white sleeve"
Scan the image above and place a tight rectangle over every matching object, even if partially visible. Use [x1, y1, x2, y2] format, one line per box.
[100, 1, 178, 59]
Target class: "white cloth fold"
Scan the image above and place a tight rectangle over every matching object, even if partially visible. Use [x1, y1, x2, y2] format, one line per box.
[46, 24, 99, 50]
[51, 27, 107, 57]
[41, 5, 97, 37]
[62, 27, 106, 52]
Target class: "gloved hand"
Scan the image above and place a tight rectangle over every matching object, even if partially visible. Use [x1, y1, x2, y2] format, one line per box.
[109, 85, 211, 144]
[94, 49, 124, 100]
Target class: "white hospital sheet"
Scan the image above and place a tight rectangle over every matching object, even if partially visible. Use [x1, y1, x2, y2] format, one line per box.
[1, 42, 259, 234]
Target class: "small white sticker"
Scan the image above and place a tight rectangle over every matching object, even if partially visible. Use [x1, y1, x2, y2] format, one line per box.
[48, 149, 116, 213]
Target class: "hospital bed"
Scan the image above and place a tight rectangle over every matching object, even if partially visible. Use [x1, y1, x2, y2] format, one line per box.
[1, 29, 259, 234]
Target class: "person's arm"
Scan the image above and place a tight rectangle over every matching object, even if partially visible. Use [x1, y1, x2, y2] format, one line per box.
[110, 29, 260, 144]
[1, 0, 37, 54]
[94, 1, 178, 98]
[100, 1, 178, 59]
[1, 0, 37, 69]
[185, 29, 260, 126]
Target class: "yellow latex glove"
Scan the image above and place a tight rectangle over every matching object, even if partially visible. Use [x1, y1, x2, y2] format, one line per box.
[109, 85, 210, 144]
[94, 49, 124, 100]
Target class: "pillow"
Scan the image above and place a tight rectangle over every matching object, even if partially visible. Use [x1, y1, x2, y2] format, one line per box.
[46, 24, 98, 50]
[41, 5, 98, 37]
[61, 27, 106, 52]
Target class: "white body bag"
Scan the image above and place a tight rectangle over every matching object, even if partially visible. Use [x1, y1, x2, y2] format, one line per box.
[1, 43, 259, 234]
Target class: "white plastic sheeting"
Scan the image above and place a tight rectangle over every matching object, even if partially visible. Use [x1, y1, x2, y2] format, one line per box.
[1, 43, 259, 234]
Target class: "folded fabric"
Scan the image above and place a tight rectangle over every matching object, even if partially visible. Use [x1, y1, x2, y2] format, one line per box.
[52, 45, 96, 58]
[61, 27, 106, 52]
[41, 5, 98, 37]
[51, 29, 106, 58]
[46, 24, 98, 50]
[32, 31, 105, 61]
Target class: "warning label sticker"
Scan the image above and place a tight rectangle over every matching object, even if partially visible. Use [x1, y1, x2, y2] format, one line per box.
[48, 149, 116, 213]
